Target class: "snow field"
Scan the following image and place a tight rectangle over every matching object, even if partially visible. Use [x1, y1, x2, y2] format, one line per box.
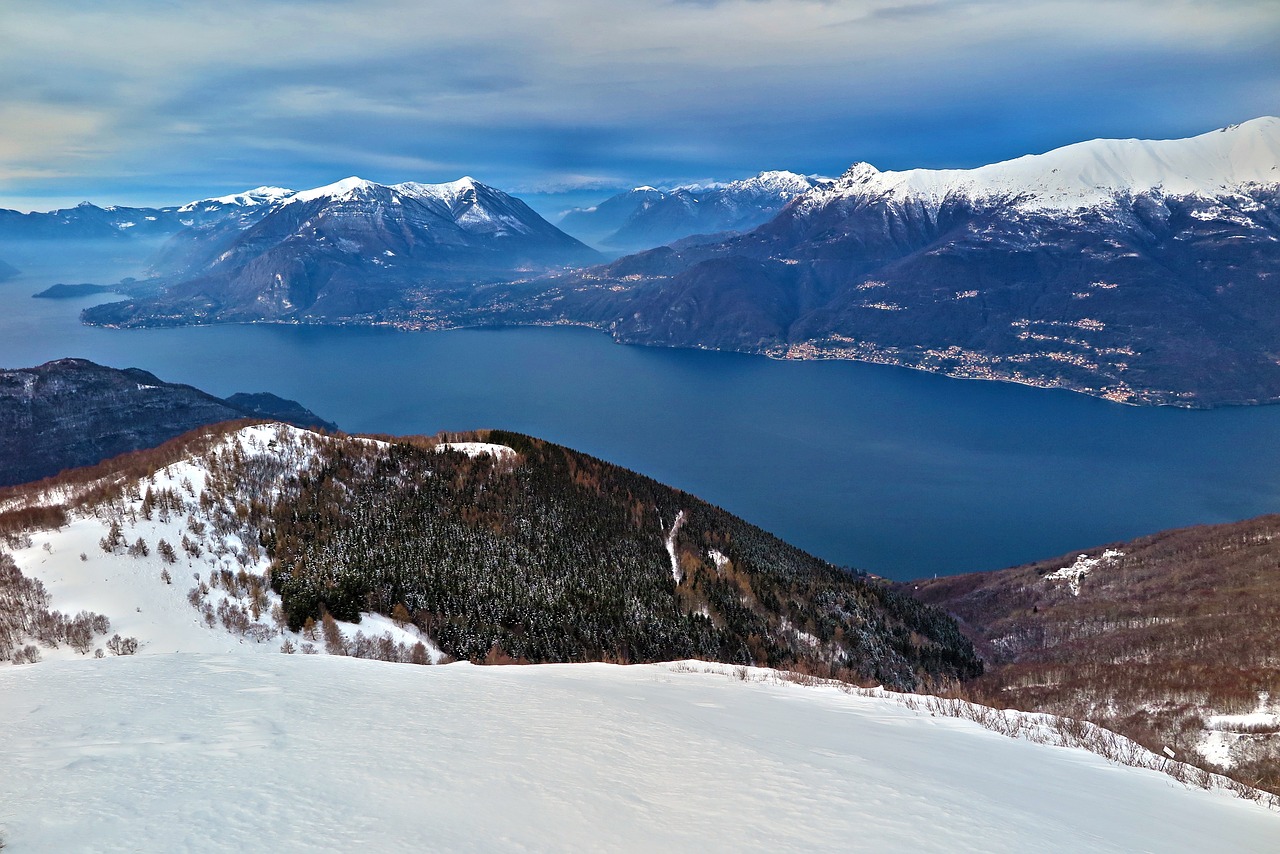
[0, 656, 1277, 852]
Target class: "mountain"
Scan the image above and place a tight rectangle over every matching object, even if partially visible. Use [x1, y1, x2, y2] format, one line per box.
[0, 359, 336, 487]
[558, 185, 667, 245]
[82, 176, 600, 326]
[909, 511, 1280, 797]
[0, 258, 17, 280]
[0, 187, 292, 245]
[472, 118, 1280, 407]
[3, 657, 1276, 852]
[560, 171, 832, 250]
[0, 420, 977, 688]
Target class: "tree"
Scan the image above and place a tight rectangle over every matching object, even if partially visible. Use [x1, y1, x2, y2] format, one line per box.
[157, 539, 177, 564]
[321, 610, 347, 655]
[127, 537, 149, 558]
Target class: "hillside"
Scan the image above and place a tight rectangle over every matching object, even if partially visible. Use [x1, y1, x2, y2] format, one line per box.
[0, 422, 977, 689]
[0, 359, 336, 487]
[2, 656, 1277, 852]
[910, 513, 1280, 795]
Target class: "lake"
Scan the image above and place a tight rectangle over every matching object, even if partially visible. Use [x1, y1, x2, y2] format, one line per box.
[3, 245, 1279, 580]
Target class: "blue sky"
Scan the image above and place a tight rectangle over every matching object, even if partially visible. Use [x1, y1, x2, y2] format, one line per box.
[1, 0, 1276, 213]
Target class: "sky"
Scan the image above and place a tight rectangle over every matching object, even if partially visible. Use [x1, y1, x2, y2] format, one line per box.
[0, 0, 1276, 213]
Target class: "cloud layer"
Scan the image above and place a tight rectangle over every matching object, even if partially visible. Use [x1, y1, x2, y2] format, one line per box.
[2, 0, 1276, 209]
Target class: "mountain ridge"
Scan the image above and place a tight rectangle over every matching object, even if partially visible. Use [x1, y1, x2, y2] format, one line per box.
[559, 170, 831, 250]
[0, 358, 336, 487]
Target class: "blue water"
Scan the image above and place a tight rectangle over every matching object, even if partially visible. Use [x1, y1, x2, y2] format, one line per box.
[3, 250, 1279, 580]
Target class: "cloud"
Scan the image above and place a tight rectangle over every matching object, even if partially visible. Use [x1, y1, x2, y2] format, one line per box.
[0, 0, 1276, 208]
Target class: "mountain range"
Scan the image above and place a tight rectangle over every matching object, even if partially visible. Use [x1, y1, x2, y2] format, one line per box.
[463, 117, 1280, 406]
[0, 358, 335, 487]
[558, 171, 831, 250]
[23, 117, 1280, 406]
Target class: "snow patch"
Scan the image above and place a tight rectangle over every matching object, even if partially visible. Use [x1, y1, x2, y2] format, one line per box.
[435, 442, 516, 460]
[1044, 549, 1123, 596]
[665, 511, 686, 583]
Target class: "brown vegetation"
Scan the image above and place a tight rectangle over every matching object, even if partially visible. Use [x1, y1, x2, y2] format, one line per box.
[910, 514, 1280, 796]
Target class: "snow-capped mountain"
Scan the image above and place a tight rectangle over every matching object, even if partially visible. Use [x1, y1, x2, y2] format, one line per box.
[84, 176, 600, 326]
[505, 118, 1280, 407]
[560, 170, 832, 250]
[800, 116, 1280, 215]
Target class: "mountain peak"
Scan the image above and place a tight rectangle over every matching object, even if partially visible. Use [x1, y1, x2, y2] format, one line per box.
[288, 176, 377, 204]
[818, 117, 1280, 213]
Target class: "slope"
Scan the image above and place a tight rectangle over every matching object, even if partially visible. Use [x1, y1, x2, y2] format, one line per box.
[910, 512, 1280, 794]
[0, 422, 977, 689]
[0, 655, 1276, 852]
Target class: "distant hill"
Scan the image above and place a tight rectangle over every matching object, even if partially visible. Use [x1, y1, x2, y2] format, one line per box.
[559, 171, 831, 251]
[0, 358, 336, 487]
[910, 512, 1280, 796]
[0, 187, 292, 244]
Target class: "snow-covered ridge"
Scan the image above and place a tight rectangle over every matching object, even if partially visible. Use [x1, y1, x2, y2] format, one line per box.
[808, 116, 1280, 213]
[3, 423, 438, 666]
[283, 174, 488, 207]
[178, 186, 296, 211]
[669, 170, 831, 196]
[435, 441, 516, 460]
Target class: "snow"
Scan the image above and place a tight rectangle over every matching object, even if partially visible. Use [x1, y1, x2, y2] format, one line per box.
[1209, 713, 1280, 731]
[285, 175, 377, 204]
[0, 656, 1276, 852]
[1044, 549, 1123, 596]
[808, 116, 1280, 214]
[435, 441, 515, 460]
[178, 186, 296, 211]
[665, 510, 686, 582]
[671, 170, 830, 197]
[4, 423, 437, 665]
[3, 423, 1279, 849]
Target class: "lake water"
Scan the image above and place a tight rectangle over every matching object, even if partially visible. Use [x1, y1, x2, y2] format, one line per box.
[3, 246, 1279, 580]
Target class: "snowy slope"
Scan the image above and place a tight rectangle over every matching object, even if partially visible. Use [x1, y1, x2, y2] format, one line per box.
[1, 656, 1277, 852]
[804, 116, 1280, 213]
[3, 424, 438, 664]
[177, 186, 296, 212]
